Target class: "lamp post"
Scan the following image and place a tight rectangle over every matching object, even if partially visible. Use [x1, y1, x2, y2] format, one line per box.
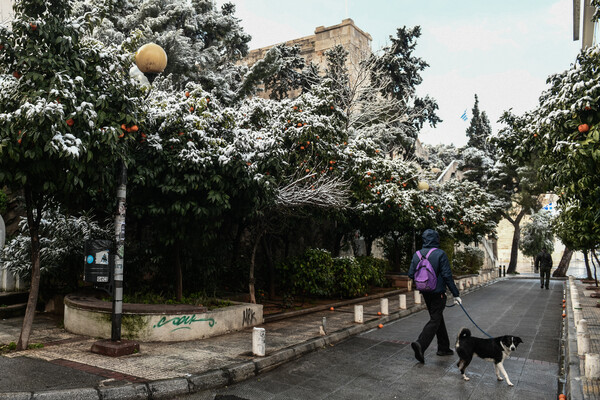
[112, 43, 167, 341]
[92, 43, 167, 357]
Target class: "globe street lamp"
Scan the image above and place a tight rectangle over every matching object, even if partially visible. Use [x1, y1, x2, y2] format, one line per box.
[112, 42, 167, 340]
[93, 43, 167, 357]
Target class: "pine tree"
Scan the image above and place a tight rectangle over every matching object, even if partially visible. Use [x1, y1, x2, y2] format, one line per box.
[0, 0, 143, 349]
[465, 94, 492, 152]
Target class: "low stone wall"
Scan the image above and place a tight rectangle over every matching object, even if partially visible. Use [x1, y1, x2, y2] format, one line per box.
[64, 294, 263, 342]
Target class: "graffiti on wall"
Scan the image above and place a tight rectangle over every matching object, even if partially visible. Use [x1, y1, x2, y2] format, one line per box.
[153, 314, 216, 332]
[242, 308, 257, 326]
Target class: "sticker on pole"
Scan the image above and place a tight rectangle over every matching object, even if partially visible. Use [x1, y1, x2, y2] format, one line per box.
[96, 251, 109, 265]
[86, 255, 94, 264]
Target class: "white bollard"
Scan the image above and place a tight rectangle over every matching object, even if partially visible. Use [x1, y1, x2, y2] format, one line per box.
[399, 294, 407, 310]
[252, 327, 266, 357]
[414, 290, 422, 304]
[578, 319, 590, 356]
[354, 305, 363, 323]
[574, 308, 583, 327]
[585, 354, 600, 379]
[380, 298, 389, 315]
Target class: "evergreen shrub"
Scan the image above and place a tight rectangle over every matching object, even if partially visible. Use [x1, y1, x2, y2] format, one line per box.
[453, 246, 484, 275]
[277, 249, 388, 298]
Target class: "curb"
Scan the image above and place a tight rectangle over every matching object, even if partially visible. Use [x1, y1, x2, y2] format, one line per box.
[0, 279, 499, 400]
[563, 281, 585, 400]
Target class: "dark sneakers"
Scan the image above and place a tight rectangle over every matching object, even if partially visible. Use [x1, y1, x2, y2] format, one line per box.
[436, 349, 454, 356]
[411, 342, 424, 363]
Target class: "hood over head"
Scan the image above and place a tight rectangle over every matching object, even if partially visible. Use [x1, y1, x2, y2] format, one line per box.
[422, 229, 440, 248]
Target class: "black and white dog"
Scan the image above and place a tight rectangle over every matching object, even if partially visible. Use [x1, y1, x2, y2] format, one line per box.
[455, 328, 523, 386]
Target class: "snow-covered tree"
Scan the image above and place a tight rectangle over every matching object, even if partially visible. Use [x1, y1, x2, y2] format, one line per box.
[490, 110, 546, 274]
[2, 206, 110, 307]
[0, 0, 144, 349]
[465, 94, 493, 152]
[87, 0, 251, 103]
[519, 210, 554, 258]
[526, 45, 600, 275]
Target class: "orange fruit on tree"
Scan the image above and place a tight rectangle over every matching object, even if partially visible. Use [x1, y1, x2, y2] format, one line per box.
[66, 118, 74, 127]
[185, 91, 190, 97]
[131, 125, 139, 132]
[121, 124, 127, 130]
[578, 124, 589, 133]
[189, 107, 194, 112]
[30, 23, 37, 31]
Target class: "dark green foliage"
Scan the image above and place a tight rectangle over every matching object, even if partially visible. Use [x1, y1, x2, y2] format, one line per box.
[465, 95, 493, 153]
[276, 249, 388, 298]
[452, 246, 484, 275]
[0, 188, 7, 214]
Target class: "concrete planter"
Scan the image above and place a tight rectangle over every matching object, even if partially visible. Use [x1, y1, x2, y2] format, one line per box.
[64, 294, 263, 342]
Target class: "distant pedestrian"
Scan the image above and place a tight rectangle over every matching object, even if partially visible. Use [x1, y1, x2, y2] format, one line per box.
[408, 229, 461, 363]
[535, 247, 553, 290]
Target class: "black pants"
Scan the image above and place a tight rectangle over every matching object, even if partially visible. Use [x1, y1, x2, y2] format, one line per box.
[540, 268, 551, 288]
[416, 292, 450, 352]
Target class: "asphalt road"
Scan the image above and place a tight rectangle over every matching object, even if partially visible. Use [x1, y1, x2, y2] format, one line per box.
[178, 278, 562, 400]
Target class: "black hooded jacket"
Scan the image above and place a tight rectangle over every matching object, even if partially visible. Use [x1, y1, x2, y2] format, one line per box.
[408, 229, 459, 297]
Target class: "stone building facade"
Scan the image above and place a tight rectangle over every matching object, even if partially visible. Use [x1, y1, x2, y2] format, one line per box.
[243, 18, 372, 98]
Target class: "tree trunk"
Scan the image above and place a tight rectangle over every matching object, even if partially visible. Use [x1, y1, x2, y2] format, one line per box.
[17, 185, 42, 351]
[584, 250, 594, 282]
[332, 232, 343, 257]
[591, 252, 600, 284]
[261, 236, 275, 298]
[365, 237, 373, 257]
[552, 247, 574, 277]
[249, 228, 264, 304]
[174, 243, 182, 302]
[505, 209, 526, 274]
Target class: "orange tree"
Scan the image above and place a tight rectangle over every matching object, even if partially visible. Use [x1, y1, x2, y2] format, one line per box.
[0, 0, 144, 349]
[527, 45, 600, 273]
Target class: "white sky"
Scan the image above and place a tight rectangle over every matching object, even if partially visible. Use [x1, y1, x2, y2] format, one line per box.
[219, 0, 586, 146]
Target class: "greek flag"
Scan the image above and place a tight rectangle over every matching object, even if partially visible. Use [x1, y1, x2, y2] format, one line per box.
[460, 110, 468, 121]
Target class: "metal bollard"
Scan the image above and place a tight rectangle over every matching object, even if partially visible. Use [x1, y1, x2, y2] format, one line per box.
[380, 298, 389, 315]
[578, 319, 590, 356]
[252, 327, 266, 357]
[498, 265, 502, 277]
[585, 354, 600, 379]
[414, 291, 422, 304]
[503, 265, 506, 277]
[399, 294, 407, 310]
[354, 305, 364, 323]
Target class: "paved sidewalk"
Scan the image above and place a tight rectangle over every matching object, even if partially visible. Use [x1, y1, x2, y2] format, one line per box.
[0, 287, 431, 399]
[570, 279, 600, 399]
[0, 277, 539, 400]
[185, 278, 563, 399]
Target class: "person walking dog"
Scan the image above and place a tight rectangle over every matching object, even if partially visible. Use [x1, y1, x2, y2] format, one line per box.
[408, 229, 461, 363]
[535, 247, 553, 290]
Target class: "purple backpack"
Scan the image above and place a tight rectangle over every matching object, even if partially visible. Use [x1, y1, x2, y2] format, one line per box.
[414, 248, 438, 292]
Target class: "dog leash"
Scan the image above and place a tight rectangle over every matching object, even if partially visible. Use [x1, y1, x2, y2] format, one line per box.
[447, 302, 493, 339]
